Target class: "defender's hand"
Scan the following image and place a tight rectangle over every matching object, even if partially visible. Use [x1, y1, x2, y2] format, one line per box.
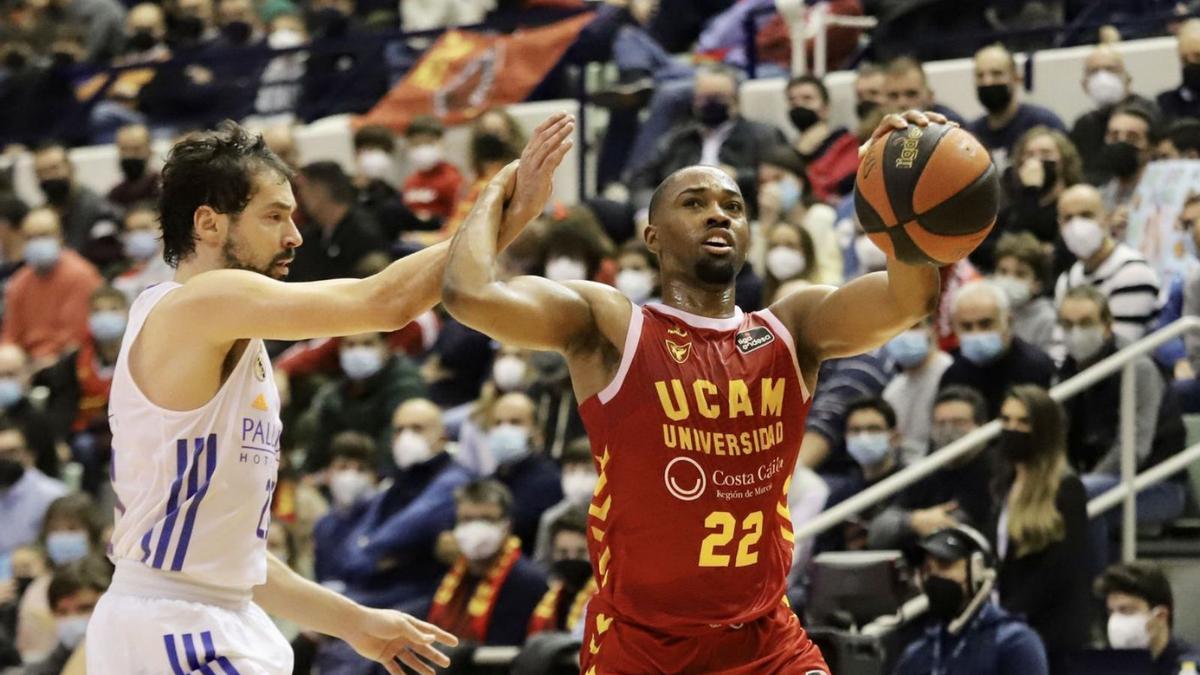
[346, 607, 459, 675]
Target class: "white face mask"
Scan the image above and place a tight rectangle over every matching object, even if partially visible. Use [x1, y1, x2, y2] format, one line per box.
[1107, 611, 1153, 650]
[409, 144, 443, 172]
[765, 245, 807, 280]
[561, 469, 598, 506]
[854, 235, 887, 273]
[56, 614, 89, 649]
[356, 149, 393, 181]
[487, 423, 530, 465]
[267, 28, 304, 49]
[615, 268, 655, 304]
[1065, 325, 1107, 363]
[992, 275, 1032, 308]
[1086, 69, 1126, 108]
[1061, 216, 1106, 260]
[328, 469, 372, 507]
[454, 520, 506, 561]
[545, 257, 588, 282]
[491, 355, 527, 392]
[392, 429, 433, 469]
[339, 346, 385, 380]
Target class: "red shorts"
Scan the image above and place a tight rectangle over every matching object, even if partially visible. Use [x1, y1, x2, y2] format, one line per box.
[579, 603, 830, 675]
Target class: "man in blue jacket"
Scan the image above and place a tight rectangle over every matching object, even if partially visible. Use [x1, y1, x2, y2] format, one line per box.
[894, 525, 1049, 675]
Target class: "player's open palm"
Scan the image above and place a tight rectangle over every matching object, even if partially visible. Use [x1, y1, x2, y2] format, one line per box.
[348, 607, 459, 675]
[500, 112, 575, 237]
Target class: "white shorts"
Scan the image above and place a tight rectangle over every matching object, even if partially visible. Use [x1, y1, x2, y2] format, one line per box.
[86, 563, 292, 675]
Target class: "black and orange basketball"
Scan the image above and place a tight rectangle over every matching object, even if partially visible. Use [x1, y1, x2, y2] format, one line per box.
[854, 123, 999, 266]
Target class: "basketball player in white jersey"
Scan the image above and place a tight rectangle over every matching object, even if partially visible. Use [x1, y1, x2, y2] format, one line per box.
[86, 113, 575, 675]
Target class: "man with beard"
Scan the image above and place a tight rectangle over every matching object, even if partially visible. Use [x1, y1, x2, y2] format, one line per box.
[86, 113, 574, 674]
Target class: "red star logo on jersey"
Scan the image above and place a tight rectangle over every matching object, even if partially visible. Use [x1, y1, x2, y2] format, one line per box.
[665, 339, 692, 364]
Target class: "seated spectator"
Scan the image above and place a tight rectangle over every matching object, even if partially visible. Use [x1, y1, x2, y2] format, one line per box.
[312, 431, 379, 588]
[0, 346, 63, 478]
[0, 545, 48, 666]
[1159, 118, 1200, 160]
[165, 0, 219, 49]
[303, 331, 426, 472]
[401, 116, 463, 230]
[762, 221, 820, 303]
[823, 396, 907, 552]
[0, 417, 67, 562]
[111, 204, 173, 304]
[350, 124, 408, 240]
[53, 0, 127, 64]
[534, 439, 598, 565]
[535, 207, 615, 285]
[757, 146, 841, 285]
[106, 123, 160, 209]
[422, 313, 496, 410]
[627, 63, 786, 213]
[297, 0, 388, 122]
[893, 525, 1049, 675]
[992, 385, 1090, 674]
[528, 506, 594, 637]
[290, 161, 386, 283]
[1098, 105, 1155, 212]
[0, 195, 29, 288]
[33, 144, 121, 253]
[613, 240, 660, 306]
[869, 386, 996, 551]
[485, 392, 564, 555]
[212, 0, 264, 48]
[427, 479, 547, 646]
[1096, 562, 1200, 673]
[939, 280, 1055, 417]
[2, 207, 103, 364]
[883, 316, 953, 461]
[439, 109, 525, 240]
[1071, 45, 1161, 185]
[24, 555, 111, 675]
[992, 232, 1057, 353]
[882, 56, 966, 125]
[1055, 184, 1160, 342]
[968, 44, 1066, 171]
[1156, 19, 1200, 123]
[782, 74, 859, 202]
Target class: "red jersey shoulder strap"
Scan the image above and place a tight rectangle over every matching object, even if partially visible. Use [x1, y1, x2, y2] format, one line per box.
[595, 302, 645, 405]
[753, 308, 811, 403]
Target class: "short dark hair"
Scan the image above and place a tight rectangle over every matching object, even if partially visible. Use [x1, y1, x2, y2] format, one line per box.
[456, 479, 514, 517]
[786, 74, 830, 105]
[300, 161, 356, 206]
[159, 121, 293, 267]
[1062, 285, 1113, 325]
[994, 232, 1050, 284]
[1169, 118, 1200, 154]
[1096, 562, 1174, 626]
[48, 555, 112, 611]
[1110, 103, 1159, 138]
[885, 56, 928, 83]
[618, 239, 658, 271]
[330, 430, 376, 466]
[406, 115, 444, 139]
[353, 125, 396, 153]
[561, 438, 592, 468]
[41, 493, 106, 547]
[695, 62, 741, 91]
[844, 395, 897, 430]
[0, 194, 29, 227]
[548, 505, 588, 542]
[539, 206, 614, 279]
[934, 386, 989, 425]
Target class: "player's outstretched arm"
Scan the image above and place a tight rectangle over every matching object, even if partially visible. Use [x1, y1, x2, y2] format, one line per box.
[255, 552, 456, 675]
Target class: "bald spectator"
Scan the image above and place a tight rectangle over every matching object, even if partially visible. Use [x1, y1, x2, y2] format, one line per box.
[939, 280, 1055, 416]
[1157, 19, 1200, 123]
[1071, 45, 1161, 184]
[213, 0, 264, 48]
[968, 44, 1066, 170]
[1055, 184, 1159, 342]
[106, 124, 160, 209]
[882, 56, 965, 125]
[120, 3, 169, 63]
[487, 392, 564, 555]
[261, 123, 300, 170]
[33, 144, 121, 251]
[2, 208, 102, 364]
[1099, 106, 1156, 212]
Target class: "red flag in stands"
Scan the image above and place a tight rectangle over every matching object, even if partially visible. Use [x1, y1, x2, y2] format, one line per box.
[355, 12, 593, 132]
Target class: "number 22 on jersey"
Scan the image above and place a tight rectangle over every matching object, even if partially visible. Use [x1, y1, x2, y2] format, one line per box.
[698, 510, 764, 568]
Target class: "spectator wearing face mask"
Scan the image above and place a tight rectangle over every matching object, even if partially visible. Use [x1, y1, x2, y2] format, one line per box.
[939, 280, 1054, 417]
[762, 222, 820, 304]
[290, 161, 386, 284]
[537, 208, 615, 285]
[967, 44, 1066, 172]
[882, 316, 953, 462]
[613, 240, 660, 306]
[427, 479, 548, 646]
[782, 74, 859, 201]
[870, 387, 996, 551]
[534, 440, 598, 566]
[0, 418, 66, 563]
[486, 393, 564, 556]
[1071, 46, 1161, 185]
[111, 204, 172, 304]
[991, 385, 1089, 674]
[0, 545, 48, 662]
[452, 345, 536, 476]
[312, 432, 379, 586]
[24, 555, 111, 675]
[296, 0, 387, 122]
[32, 144, 122, 253]
[1055, 184, 1160, 342]
[1097, 105, 1156, 213]
[439, 108, 526, 241]
[106, 124, 160, 209]
[350, 124, 412, 242]
[401, 115, 463, 229]
[212, 0, 264, 48]
[757, 145, 841, 286]
[1096, 562, 1199, 674]
[528, 506, 594, 637]
[991, 233, 1057, 353]
[0, 347, 62, 479]
[1157, 19, 1200, 123]
[893, 525, 1049, 675]
[303, 331, 427, 472]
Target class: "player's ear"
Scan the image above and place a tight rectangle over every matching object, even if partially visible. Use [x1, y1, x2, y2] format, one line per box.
[193, 205, 224, 248]
[643, 222, 659, 253]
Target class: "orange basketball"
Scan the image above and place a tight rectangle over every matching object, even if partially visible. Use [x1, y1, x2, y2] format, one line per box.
[854, 123, 999, 266]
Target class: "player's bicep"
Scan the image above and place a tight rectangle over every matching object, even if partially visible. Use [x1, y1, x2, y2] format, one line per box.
[773, 273, 915, 361]
[442, 275, 600, 353]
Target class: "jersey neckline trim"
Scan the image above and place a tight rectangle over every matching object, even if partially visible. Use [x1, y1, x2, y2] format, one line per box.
[645, 302, 744, 331]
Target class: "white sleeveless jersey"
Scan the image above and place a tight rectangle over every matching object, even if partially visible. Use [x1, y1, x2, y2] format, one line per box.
[108, 282, 283, 591]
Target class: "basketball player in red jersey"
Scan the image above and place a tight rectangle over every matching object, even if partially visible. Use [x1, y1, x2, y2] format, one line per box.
[443, 110, 947, 673]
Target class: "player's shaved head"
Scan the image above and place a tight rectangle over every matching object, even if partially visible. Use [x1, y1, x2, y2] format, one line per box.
[648, 166, 740, 226]
[645, 165, 750, 290]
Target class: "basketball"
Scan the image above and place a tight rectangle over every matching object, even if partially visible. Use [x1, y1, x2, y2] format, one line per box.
[854, 122, 1000, 267]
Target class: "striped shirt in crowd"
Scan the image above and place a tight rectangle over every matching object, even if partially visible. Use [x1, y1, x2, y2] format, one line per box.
[1055, 242, 1161, 343]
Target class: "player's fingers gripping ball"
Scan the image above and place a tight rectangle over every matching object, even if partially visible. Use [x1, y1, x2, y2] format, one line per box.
[854, 122, 1000, 266]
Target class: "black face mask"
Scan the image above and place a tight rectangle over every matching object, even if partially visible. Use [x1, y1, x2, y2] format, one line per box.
[694, 99, 731, 129]
[221, 20, 253, 46]
[50, 51, 76, 69]
[3, 50, 27, 70]
[40, 178, 71, 204]
[999, 429, 1035, 464]
[855, 99, 879, 120]
[12, 575, 34, 601]
[120, 158, 147, 181]
[171, 15, 205, 43]
[1184, 63, 1200, 92]
[471, 132, 512, 165]
[924, 574, 966, 622]
[0, 457, 24, 489]
[128, 30, 158, 52]
[976, 84, 1013, 114]
[308, 7, 349, 38]
[788, 105, 820, 132]
[1100, 141, 1141, 179]
[550, 558, 593, 589]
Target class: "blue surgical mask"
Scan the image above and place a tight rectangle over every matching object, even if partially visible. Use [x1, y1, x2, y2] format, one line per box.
[959, 331, 1005, 365]
[488, 423, 530, 465]
[845, 432, 892, 467]
[46, 530, 90, 566]
[89, 310, 127, 343]
[0, 377, 24, 408]
[777, 177, 802, 213]
[339, 346, 384, 380]
[122, 230, 159, 261]
[24, 236, 61, 269]
[885, 329, 930, 369]
[56, 615, 89, 649]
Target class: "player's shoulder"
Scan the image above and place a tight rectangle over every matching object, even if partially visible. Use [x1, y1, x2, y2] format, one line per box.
[561, 280, 633, 349]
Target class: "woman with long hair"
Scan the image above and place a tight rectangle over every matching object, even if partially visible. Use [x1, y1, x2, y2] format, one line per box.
[993, 384, 1089, 674]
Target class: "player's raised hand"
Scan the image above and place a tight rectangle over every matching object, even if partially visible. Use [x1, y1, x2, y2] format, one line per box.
[858, 109, 953, 159]
[498, 112, 575, 239]
[346, 607, 459, 675]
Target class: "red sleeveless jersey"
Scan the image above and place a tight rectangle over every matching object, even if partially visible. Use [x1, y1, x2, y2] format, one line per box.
[578, 302, 812, 632]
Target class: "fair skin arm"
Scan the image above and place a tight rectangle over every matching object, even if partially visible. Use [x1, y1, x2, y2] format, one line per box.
[255, 553, 456, 675]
